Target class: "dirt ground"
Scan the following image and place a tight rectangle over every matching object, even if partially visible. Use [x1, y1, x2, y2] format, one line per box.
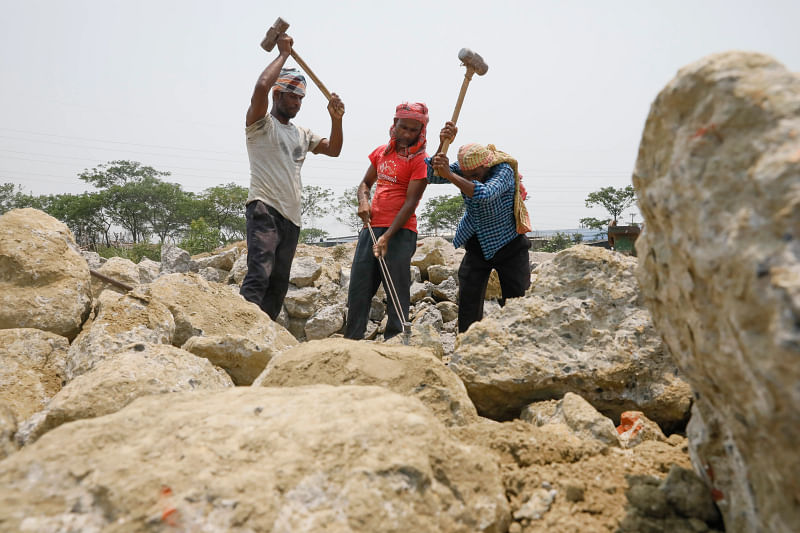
[452, 419, 692, 533]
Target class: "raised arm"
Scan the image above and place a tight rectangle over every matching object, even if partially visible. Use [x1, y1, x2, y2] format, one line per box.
[373, 178, 427, 257]
[245, 33, 293, 127]
[312, 93, 345, 157]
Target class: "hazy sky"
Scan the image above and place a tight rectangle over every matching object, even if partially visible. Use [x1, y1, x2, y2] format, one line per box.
[1, 1, 798, 235]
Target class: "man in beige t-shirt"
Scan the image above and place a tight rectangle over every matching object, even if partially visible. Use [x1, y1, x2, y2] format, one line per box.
[240, 32, 345, 319]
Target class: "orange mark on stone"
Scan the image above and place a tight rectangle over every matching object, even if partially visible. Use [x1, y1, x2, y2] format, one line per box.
[162, 507, 179, 526]
[616, 412, 641, 434]
[691, 123, 723, 142]
[711, 488, 725, 502]
[160, 486, 173, 497]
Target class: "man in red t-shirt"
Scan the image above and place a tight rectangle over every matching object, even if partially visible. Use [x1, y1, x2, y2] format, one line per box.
[344, 102, 429, 340]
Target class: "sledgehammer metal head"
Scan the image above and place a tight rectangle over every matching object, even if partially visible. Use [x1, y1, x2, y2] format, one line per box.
[458, 48, 489, 76]
[261, 17, 290, 52]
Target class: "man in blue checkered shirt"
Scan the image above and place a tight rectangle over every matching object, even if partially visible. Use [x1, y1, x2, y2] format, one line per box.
[427, 122, 531, 333]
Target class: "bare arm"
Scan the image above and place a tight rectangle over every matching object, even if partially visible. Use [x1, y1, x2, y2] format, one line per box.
[245, 34, 293, 127]
[374, 179, 427, 257]
[356, 164, 377, 225]
[312, 93, 345, 156]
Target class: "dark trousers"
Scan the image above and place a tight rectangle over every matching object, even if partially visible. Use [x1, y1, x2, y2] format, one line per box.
[344, 227, 417, 340]
[239, 200, 300, 320]
[457, 234, 531, 333]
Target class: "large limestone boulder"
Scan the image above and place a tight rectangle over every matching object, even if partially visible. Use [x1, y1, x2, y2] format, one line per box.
[0, 208, 91, 339]
[90, 256, 139, 298]
[192, 243, 240, 271]
[141, 273, 294, 345]
[289, 255, 322, 287]
[0, 328, 69, 423]
[0, 386, 510, 532]
[66, 293, 175, 380]
[412, 236, 454, 278]
[254, 338, 478, 426]
[304, 304, 345, 340]
[18, 343, 233, 444]
[137, 273, 298, 382]
[450, 245, 692, 430]
[633, 51, 800, 533]
[160, 242, 192, 273]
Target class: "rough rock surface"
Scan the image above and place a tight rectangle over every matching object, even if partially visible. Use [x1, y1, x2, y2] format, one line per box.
[0, 405, 17, 460]
[452, 418, 695, 532]
[90, 256, 140, 298]
[0, 328, 69, 422]
[141, 273, 298, 350]
[18, 343, 233, 444]
[181, 332, 291, 385]
[450, 245, 692, 429]
[0, 386, 510, 533]
[521, 392, 620, 446]
[66, 293, 175, 380]
[254, 339, 478, 426]
[618, 467, 723, 533]
[411, 236, 453, 278]
[0, 208, 91, 339]
[634, 51, 800, 533]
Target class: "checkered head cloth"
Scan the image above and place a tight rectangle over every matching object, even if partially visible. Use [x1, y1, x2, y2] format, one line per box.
[457, 143, 493, 170]
[456, 143, 532, 233]
[273, 68, 306, 97]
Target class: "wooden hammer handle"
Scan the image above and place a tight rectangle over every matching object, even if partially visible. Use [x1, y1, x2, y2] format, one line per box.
[291, 50, 332, 101]
[437, 67, 475, 157]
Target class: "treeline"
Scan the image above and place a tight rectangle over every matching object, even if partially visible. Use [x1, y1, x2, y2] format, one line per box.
[1, 160, 467, 257]
[1, 161, 246, 257]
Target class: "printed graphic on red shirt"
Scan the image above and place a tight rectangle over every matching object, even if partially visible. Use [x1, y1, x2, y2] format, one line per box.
[368, 145, 427, 233]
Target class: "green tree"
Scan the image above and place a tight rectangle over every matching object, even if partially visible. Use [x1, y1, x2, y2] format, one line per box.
[179, 218, 221, 255]
[80, 161, 172, 243]
[199, 183, 247, 242]
[542, 232, 573, 253]
[333, 186, 362, 234]
[301, 185, 334, 227]
[43, 192, 112, 248]
[419, 194, 464, 235]
[579, 216, 610, 231]
[0, 183, 45, 213]
[0, 183, 22, 214]
[583, 185, 636, 225]
[299, 227, 330, 244]
[142, 180, 194, 244]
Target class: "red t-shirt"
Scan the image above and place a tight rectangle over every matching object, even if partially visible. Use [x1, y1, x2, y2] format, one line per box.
[368, 145, 428, 232]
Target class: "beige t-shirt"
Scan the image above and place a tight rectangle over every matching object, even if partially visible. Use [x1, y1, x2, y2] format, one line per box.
[245, 114, 322, 226]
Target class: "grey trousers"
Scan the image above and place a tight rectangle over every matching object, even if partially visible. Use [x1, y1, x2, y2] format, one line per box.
[344, 227, 417, 340]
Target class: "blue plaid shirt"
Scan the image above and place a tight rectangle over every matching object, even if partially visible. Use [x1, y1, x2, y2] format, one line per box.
[426, 160, 518, 259]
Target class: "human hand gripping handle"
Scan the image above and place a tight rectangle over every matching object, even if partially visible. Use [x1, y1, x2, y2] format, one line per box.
[276, 33, 293, 57]
[327, 93, 345, 119]
[431, 153, 453, 179]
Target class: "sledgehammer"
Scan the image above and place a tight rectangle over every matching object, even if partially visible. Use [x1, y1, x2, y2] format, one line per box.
[260, 17, 332, 101]
[434, 48, 489, 159]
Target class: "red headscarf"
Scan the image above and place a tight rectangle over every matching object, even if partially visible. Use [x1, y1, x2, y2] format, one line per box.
[384, 102, 428, 160]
